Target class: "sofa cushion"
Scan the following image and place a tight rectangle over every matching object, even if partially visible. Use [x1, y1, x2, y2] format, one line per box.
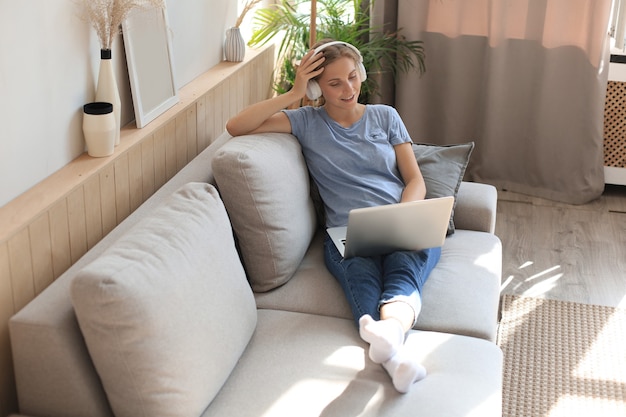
[255, 229, 502, 341]
[71, 183, 257, 417]
[201, 309, 503, 417]
[412, 142, 474, 234]
[416, 230, 502, 341]
[212, 133, 318, 292]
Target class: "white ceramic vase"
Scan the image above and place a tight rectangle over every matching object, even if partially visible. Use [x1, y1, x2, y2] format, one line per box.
[95, 49, 121, 145]
[83, 102, 116, 158]
[224, 27, 245, 62]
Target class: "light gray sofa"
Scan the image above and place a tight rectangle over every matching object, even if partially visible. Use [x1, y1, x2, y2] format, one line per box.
[9, 131, 503, 417]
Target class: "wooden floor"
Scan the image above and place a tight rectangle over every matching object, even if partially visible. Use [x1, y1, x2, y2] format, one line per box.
[496, 184, 626, 309]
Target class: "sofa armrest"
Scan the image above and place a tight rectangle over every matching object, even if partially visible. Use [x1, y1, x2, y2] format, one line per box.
[453, 182, 497, 234]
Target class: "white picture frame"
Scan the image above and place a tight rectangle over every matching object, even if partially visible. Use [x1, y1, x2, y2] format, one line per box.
[122, 7, 178, 128]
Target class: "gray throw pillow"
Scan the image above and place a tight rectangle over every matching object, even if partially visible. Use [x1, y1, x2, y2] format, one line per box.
[412, 142, 475, 235]
[212, 134, 318, 292]
[71, 183, 256, 417]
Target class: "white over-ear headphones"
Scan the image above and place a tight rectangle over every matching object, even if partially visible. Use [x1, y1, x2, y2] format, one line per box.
[306, 41, 367, 100]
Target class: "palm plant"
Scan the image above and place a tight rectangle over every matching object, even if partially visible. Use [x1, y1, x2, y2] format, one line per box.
[248, 0, 425, 103]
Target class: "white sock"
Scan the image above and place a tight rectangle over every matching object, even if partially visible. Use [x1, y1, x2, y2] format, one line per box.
[383, 346, 427, 393]
[359, 314, 404, 364]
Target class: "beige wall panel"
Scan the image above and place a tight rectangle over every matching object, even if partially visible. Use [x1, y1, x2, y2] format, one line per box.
[0, 243, 15, 317]
[142, 135, 156, 202]
[196, 96, 209, 151]
[230, 70, 240, 117]
[0, 342, 17, 417]
[99, 164, 117, 236]
[28, 214, 54, 294]
[254, 57, 262, 103]
[7, 229, 35, 311]
[67, 187, 88, 264]
[164, 119, 177, 181]
[0, 242, 17, 417]
[234, 70, 245, 115]
[218, 78, 233, 132]
[255, 59, 264, 103]
[48, 199, 71, 279]
[153, 128, 167, 190]
[266, 53, 273, 96]
[257, 56, 266, 97]
[214, 83, 226, 138]
[114, 153, 131, 224]
[204, 90, 217, 145]
[175, 113, 188, 172]
[243, 64, 252, 108]
[256, 63, 264, 103]
[0, 244, 13, 312]
[253, 61, 262, 105]
[186, 106, 198, 161]
[83, 175, 103, 250]
[128, 145, 143, 212]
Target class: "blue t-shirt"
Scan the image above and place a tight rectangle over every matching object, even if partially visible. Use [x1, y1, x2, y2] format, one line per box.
[283, 104, 412, 227]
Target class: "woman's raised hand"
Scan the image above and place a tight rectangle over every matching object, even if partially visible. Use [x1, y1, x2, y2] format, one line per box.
[225, 49, 325, 136]
[292, 49, 325, 98]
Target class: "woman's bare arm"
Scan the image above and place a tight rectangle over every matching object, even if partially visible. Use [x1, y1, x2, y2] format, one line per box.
[395, 142, 427, 202]
[225, 50, 325, 137]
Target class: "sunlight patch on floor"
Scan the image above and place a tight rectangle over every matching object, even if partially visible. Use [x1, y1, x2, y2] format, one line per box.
[547, 395, 626, 417]
[526, 265, 561, 282]
[522, 273, 563, 298]
[500, 275, 515, 292]
[519, 261, 534, 269]
[500, 260, 532, 293]
[500, 262, 564, 297]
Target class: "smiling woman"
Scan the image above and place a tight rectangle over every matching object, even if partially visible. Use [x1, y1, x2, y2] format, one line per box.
[225, 38, 439, 393]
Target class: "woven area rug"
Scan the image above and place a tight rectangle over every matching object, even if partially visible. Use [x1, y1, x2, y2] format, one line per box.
[497, 295, 626, 417]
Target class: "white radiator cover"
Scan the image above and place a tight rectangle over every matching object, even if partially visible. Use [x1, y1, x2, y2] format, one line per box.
[604, 61, 626, 185]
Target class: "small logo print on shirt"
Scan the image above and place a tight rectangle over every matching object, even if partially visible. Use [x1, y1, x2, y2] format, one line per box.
[367, 130, 387, 142]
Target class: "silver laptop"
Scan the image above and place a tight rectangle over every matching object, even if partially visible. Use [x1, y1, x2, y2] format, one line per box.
[326, 196, 454, 258]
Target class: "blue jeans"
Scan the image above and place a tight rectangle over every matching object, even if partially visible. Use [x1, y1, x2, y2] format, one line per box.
[324, 233, 441, 328]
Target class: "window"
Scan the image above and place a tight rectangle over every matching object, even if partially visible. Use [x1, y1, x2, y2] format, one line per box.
[610, 0, 626, 52]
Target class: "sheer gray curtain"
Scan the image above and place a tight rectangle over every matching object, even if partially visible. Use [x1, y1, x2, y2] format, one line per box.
[395, 0, 611, 204]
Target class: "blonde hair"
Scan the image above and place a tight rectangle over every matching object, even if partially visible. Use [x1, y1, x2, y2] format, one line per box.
[310, 39, 361, 82]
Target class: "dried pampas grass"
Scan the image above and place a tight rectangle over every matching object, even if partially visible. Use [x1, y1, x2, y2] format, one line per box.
[234, 0, 263, 28]
[83, 0, 165, 50]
